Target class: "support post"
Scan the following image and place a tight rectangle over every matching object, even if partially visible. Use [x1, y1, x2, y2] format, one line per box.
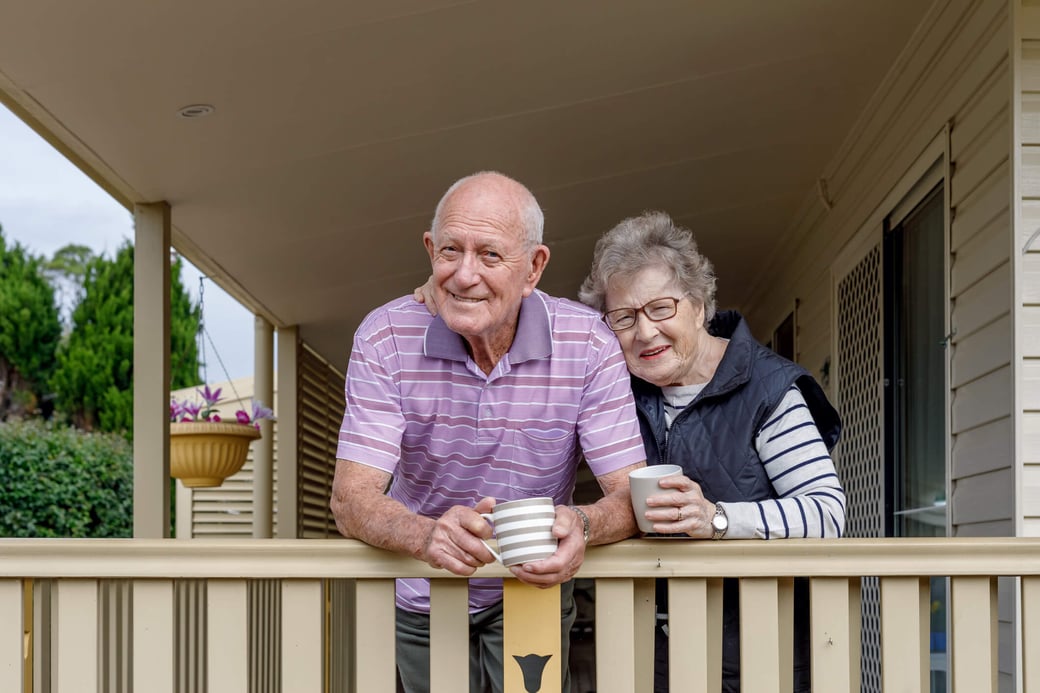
[133, 202, 171, 538]
[253, 316, 274, 538]
[275, 326, 299, 538]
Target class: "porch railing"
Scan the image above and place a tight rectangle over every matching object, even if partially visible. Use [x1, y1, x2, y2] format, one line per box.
[1, 537, 1038, 692]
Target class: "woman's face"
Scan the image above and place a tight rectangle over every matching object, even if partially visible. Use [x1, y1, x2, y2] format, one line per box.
[604, 265, 708, 387]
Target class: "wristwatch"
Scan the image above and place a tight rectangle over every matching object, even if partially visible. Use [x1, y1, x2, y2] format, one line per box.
[569, 505, 591, 543]
[711, 503, 728, 540]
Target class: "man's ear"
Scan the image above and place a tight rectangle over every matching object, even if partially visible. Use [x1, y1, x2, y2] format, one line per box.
[522, 245, 551, 297]
[423, 231, 436, 262]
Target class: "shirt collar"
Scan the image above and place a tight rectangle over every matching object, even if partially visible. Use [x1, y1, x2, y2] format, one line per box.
[424, 291, 553, 364]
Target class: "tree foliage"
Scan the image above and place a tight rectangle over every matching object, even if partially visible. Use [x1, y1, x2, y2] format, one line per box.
[0, 226, 62, 420]
[43, 242, 94, 321]
[50, 242, 201, 435]
[0, 419, 133, 537]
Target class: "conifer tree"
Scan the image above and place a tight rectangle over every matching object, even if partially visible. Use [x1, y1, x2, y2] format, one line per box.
[51, 242, 200, 435]
[0, 226, 61, 419]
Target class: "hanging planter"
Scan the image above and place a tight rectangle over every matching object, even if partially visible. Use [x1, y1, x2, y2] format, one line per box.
[170, 421, 261, 488]
[170, 386, 274, 489]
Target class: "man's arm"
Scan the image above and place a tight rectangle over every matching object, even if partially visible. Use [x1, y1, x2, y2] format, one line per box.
[581, 461, 643, 545]
[512, 461, 643, 587]
[330, 459, 497, 575]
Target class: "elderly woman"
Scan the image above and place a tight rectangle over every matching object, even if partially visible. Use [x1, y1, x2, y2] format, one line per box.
[577, 211, 844, 692]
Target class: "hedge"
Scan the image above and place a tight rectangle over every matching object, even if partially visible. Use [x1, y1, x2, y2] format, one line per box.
[0, 419, 132, 537]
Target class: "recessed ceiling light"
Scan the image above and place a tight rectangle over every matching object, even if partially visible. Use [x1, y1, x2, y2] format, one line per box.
[177, 104, 216, 119]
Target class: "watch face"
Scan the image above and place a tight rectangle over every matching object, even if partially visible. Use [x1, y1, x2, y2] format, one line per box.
[712, 512, 728, 532]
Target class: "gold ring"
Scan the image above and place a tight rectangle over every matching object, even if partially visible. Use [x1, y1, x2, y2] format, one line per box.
[677, 507, 683, 521]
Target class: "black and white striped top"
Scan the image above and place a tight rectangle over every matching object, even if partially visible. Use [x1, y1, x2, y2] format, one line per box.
[661, 383, 845, 539]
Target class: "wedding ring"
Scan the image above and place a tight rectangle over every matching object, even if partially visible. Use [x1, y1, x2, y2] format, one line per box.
[677, 507, 683, 521]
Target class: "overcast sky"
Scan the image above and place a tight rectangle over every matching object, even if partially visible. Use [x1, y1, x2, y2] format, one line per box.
[0, 103, 254, 382]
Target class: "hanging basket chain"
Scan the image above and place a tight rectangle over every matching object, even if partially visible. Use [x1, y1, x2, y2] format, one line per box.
[197, 276, 207, 384]
[197, 275, 246, 406]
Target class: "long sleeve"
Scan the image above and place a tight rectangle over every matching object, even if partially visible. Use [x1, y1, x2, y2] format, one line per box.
[722, 385, 846, 539]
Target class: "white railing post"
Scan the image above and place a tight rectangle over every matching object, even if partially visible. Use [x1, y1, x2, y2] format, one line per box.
[133, 579, 174, 693]
[55, 580, 98, 692]
[740, 577, 792, 693]
[810, 577, 861, 691]
[668, 577, 723, 693]
[951, 575, 998, 693]
[355, 579, 396, 692]
[632, 577, 655, 692]
[1024, 576, 1040, 692]
[430, 579, 470, 692]
[880, 576, 929, 692]
[281, 579, 323, 693]
[208, 579, 248, 693]
[595, 578, 638, 693]
[0, 580, 22, 691]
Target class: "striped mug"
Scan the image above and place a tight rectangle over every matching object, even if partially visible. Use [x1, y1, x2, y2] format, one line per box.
[480, 497, 558, 567]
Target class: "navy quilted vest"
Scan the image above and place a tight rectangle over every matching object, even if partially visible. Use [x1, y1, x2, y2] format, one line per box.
[631, 311, 840, 501]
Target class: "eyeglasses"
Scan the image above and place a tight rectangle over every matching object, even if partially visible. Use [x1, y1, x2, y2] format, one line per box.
[602, 297, 683, 332]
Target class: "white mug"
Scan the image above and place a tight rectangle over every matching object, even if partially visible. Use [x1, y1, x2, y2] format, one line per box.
[480, 497, 558, 567]
[629, 464, 683, 533]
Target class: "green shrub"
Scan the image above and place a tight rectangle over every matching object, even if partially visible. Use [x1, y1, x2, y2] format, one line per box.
[0, 420, 133, 537]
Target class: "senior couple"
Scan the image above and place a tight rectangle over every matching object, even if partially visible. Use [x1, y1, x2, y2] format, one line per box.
[331, 172, 845, 693]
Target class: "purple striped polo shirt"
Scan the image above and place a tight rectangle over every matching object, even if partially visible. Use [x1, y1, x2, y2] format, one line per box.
[337, 289, 645, 613]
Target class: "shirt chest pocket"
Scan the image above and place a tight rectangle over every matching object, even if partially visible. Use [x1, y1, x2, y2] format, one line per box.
[506, 427, 577, 497]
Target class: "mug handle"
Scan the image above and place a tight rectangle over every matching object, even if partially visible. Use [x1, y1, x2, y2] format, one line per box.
[479, 513, 502, 563]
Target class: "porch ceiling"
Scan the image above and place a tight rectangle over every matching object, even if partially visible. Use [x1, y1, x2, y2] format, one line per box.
[0, 1, 931, 370]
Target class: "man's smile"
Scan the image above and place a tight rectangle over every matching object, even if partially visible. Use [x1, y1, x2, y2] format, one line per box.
[449, 292, 485, 303]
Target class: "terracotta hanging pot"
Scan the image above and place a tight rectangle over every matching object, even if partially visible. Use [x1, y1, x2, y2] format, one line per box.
[170, 421, 261, 488]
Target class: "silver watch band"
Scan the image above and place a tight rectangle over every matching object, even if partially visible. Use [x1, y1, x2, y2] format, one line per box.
[569, 505, 591, 543]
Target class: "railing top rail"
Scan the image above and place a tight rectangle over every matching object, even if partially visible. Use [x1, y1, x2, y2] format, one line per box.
[1, 537, 1039, 579]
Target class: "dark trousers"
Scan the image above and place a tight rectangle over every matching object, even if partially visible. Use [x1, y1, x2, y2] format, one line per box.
[395, 581, 576, 693]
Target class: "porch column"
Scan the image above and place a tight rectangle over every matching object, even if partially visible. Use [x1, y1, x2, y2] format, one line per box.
[253, 316, 274, 538]
[275, 326, 299, 538]
[133, 202, 171, 538]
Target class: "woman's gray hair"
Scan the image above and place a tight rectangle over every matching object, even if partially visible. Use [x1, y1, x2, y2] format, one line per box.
[431, 171, 544, 247]
[578, 211, 717, 324]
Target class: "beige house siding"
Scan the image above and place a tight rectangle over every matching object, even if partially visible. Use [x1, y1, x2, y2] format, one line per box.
[745, 0, 1012, 536]
[1021, 3, 1040, 539]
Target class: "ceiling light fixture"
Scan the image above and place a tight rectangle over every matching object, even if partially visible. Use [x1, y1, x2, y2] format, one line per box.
[177, 104, 216, 119]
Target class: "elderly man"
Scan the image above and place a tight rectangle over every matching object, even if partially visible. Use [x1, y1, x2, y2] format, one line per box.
[330, 171, 645, 692]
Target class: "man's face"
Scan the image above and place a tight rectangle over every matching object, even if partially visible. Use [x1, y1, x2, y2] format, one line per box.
[423, 183, 548, 350]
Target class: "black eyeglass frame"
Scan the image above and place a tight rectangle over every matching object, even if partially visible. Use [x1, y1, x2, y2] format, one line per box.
[602, 296, 684, 332]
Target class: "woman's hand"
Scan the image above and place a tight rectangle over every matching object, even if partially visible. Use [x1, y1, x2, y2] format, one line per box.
[644, 474, 717, 539]
[412, 275, 439, 316]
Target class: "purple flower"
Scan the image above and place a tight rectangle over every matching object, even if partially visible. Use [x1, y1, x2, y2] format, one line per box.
[251, 400, 275, 422]
[197, 385, 222, 406]
[170, 387, 272, 430]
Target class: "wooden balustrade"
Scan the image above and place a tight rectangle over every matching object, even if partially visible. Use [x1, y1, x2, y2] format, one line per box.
[0, 537, 1037, 692]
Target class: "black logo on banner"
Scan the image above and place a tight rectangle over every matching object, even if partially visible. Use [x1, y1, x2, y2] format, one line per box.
[513, 653, 552, 692]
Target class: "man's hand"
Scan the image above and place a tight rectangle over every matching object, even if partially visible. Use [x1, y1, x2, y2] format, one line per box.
[508, 505, 587, 587]
[420, 496, 498, 576]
